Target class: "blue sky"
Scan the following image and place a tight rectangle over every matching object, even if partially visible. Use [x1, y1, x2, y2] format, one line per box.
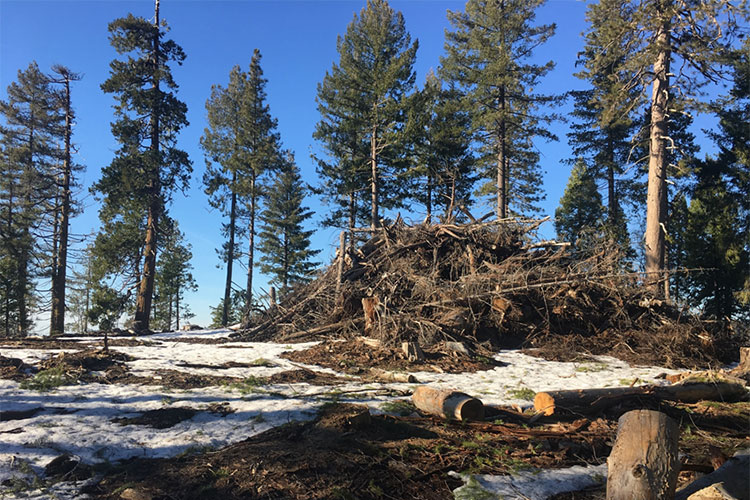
[0, 0, 719, 329]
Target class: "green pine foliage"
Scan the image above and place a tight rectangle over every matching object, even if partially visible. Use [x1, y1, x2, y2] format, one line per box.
[441, 0, 561, 218]
[94, 7, 191, 330]
[0, 62, 61, 336]
[153, 219, 198, 331]
[201, 49, 283, 321]
[407, 71, 476, 222]
[314, 0, 418, 229]
[554, 161, 605, 249]
[258, 153, 320, 297]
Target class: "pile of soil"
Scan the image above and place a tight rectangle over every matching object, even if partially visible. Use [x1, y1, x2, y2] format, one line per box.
[238, 220, 739, 369]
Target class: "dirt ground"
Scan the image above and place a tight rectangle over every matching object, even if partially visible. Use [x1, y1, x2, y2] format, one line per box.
[1, 334, 748, 499]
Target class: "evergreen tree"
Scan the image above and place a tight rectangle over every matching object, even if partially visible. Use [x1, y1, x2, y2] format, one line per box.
[568, 0, 639, 254]
[441, 0, 561, 218]
[67, 246, 95, 334]
[314, 0, 418, 230]
[153, 219, 197, 331]
[0, 62, 59, 336]
[554, 161, 605, 248]
[408, 71, 476, 222]
[201, 50, 282, 325]
[48, 65, 82, 335]
[209, 290, 244, 328]
[96, 1, 191, 331]
[590, 0, 747, 294]
[258, 153, 320, 297]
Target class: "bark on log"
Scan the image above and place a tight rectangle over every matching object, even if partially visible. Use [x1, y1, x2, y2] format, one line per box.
[606, 410, 679, 500]
[369, 368, 417, 383]
[362, 296, 379, 335]
[402, 341, 425, 362]
[412, 386, 484, 421]
[675, 449, 750, 500]
[739, 347, 750, 372]
[534, 377, 748, 417]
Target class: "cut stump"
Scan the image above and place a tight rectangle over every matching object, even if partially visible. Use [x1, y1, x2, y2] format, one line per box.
[606, 410, 679, 500]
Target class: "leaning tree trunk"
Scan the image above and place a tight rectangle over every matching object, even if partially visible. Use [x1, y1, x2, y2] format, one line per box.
[644, 16, 671, 297]
[134, 0, 162, 332]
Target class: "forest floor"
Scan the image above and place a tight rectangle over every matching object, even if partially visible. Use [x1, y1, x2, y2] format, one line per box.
[0, 328, 748, 499]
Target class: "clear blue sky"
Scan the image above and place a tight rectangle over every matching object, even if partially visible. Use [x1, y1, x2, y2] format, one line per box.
[0, 0, 717, 330]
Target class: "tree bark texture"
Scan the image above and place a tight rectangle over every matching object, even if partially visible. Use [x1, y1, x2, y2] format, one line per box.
[606, 410, 679, 500]
[134, 0, 161, 332]
[645, 16, 671, 296]
[370, 122, 379, 229]
[412, 386, 484, 421]
[51, 74, 73, 335]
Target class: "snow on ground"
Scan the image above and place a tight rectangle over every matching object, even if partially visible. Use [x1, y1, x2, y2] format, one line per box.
[0, 328, 679, 499]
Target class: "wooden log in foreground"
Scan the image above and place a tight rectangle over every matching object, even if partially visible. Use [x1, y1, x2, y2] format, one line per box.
[534, 375, 748, 417]
[606, 410, 679, 500]
[675, 449, 750, 500]
[412, 386, 484, 421]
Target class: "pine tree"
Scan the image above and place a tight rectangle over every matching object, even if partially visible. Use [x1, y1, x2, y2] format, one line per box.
[96, 0, 191, 331]
[0, 62, 59, 336]
[201, 49, 282, 323]
[568, 0, 640, 255]
[441, 0, 561, 218]
[314, 0, 418, 230]
[258, 153, 320, 298]
[408, 71, 476, 222]
[592, 0, 747, 295]
[153, 219, 197, 331]
[48, 65, 82, 335]
[554, 161, 605, 249]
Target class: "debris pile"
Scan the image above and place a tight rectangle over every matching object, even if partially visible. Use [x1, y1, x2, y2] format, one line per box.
[237, 218, 737, 368]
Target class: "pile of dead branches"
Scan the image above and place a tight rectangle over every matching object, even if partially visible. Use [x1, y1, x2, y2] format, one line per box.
[236, 218, 736, 368]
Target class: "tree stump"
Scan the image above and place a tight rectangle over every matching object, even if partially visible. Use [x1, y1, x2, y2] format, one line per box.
[362, 296, 379, 335]
[412, 386, 484, 421]
[606, 410, 679, 500]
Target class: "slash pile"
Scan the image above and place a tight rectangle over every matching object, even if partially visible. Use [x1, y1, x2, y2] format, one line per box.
[236, 219, 739, 369]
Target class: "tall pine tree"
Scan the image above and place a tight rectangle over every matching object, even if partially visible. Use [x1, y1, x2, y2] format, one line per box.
[314, 0, 417, 230]
[258, 153, 319, 298]
[441, 0, 561, 218]
[201, 49, 282, 323]
[554, 161, 605, 248]
[96, 0, 191, 331]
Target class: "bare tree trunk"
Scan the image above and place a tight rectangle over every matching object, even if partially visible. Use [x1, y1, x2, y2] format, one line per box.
[245, 176, 256, 322]
[497, 86, 507, 219]
[51, 70, 75, 336]
[348, 192, 356, 241]
[175, 284, 180, 331]
[222, 172, 237, 326]
[134, 0, 161, 332]
[645, 15, 671, 297]
[370, 123, 379, 229]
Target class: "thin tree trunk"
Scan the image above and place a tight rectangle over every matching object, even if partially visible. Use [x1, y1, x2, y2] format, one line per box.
[370, 123, 379, 229]
[245, 176, 256, 322]
[348, 191, 356, 241]
[497, 85, 507, 219]
[134, 0, 161, 331]
[222, 172, 237, 326]
[645, 15, 671, 296]
[175, 284, 180, 331]
[426, 171, 433, 224]
[51, 73, 73, 336]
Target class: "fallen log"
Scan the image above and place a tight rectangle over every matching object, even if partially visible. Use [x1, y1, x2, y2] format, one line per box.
[606, 410, 679, 500]
[675, 449, 749, 500]
[412, 386, 484, 421]
[369, 368, 417, 383]
[534, 375, 748, 417]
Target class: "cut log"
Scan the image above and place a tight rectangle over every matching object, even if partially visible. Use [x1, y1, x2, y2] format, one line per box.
[675, 449, 750, 500]
[402, 341, 425, 362]
[412, 386, 484, 421]
[738, 347, 750, 372]
[362, 296, 379, 335]
[534, 375, 748, 417]
[606, 410, 679, 500]
[369, 368, 417, 383]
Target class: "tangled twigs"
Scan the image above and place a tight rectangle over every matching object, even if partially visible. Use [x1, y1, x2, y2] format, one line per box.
[235, 220, 737, 369]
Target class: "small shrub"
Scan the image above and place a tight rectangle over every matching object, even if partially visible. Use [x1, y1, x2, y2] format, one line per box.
[380, 400, 416, 416]
[508, 387, 536, 401]
[20, 366, 73, 392]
